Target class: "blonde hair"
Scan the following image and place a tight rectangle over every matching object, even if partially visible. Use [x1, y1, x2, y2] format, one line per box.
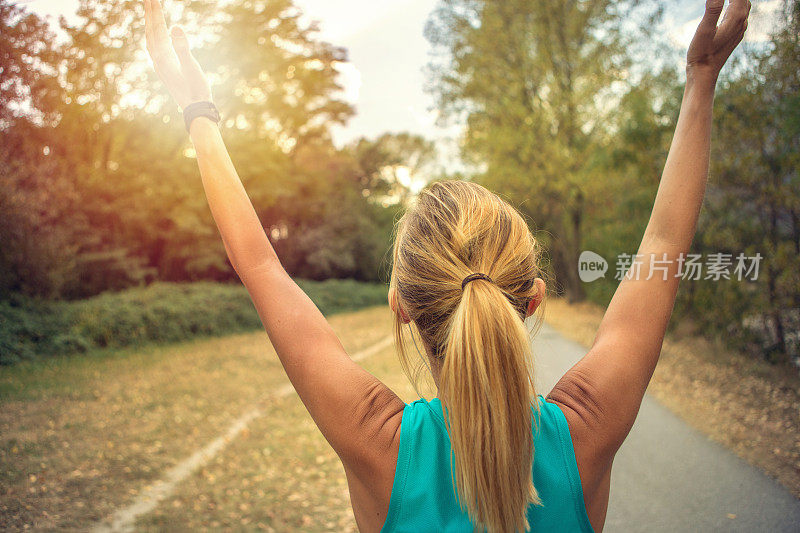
[390, 180, 546, 532]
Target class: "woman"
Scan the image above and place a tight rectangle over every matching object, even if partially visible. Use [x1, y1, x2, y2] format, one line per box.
[143, 0, 750, 531]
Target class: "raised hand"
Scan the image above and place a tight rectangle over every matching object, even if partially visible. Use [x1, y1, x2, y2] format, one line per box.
[143, 0, 212, 109]
[687, 0, 751, 80]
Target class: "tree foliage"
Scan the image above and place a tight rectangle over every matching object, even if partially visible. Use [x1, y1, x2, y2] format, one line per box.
[425, 0, 663, 300]
[693, 0, 800, 361]
[0, 0, 434, 300]
[425, 0, 799, 362]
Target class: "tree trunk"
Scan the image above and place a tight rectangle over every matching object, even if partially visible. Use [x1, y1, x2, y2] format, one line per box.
[565, 191, 586, 303]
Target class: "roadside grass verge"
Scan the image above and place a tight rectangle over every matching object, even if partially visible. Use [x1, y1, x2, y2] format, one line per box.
[544, 298, 800, 499]
[0, 279, 388, 366]
[0, 306, 395, 531]
[137, 340, 419, 532]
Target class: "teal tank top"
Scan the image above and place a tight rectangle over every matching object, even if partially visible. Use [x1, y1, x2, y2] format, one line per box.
[380, 394, 594, 532]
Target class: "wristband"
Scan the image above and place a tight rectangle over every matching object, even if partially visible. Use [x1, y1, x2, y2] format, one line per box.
[183, 101, 221, 133]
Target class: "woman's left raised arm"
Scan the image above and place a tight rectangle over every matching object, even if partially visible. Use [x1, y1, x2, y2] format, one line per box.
[142, 0, 404, 471]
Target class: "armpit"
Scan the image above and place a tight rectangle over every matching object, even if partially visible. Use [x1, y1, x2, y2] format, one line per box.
[338, 377, 405, 469]
[546, 367, 625, 463]
[547, 367, 607, 429]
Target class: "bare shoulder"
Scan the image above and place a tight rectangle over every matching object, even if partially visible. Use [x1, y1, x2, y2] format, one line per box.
[546, 369, 616, 531]
[340, 382, 405, 533]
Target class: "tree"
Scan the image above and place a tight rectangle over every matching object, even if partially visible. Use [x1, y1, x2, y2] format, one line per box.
[583, 67, 682, 304]
[350, 132, 438, 202]
[696, 0, 800, 361]
[0, 0, 398, 298]
[424, 0, 662, 300]
[0, 1, 85, 298]
[0, 0, 61, 126]
[206, 0, 354, 146]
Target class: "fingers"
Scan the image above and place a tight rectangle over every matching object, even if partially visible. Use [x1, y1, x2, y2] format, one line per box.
[144, 0, 153, 51]
[144, 0, 165, 60]
[145, 0, 171, 62]
[732, 0, 752, 18]
[150, 0, 170, 43]
[699, 0, 725, 31]
[144, 0, 177, 70]
[170, 25, 206, 83]
[170, 25, 193, 64]
[736, 0, 752, 29]
[720, 0, 751, 26]
[144, 1, 180, 83]
[170, 25, 212, 104]
[716, 0, 750, 42]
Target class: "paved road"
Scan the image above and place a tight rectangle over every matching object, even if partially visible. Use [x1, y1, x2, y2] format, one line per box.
[532, 323, 800, 532]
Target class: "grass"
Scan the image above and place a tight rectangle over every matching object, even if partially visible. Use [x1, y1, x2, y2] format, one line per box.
[544, 297, 800, 499]
[1, 279, 388, 366]
[0, 306, 410, 531]
[4, 299, 796, 531]
[138, 346, 420, 532]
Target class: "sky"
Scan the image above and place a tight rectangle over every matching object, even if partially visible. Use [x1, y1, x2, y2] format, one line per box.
[289, 0, 455, 152]
[19, 0, 781, 164]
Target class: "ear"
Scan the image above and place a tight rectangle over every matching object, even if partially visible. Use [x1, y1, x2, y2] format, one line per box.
[525, 278, 546, 317]
[388, 287, 411, 324]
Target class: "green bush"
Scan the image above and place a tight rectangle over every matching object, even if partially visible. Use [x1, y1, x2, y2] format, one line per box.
[0, 280, 387, 365]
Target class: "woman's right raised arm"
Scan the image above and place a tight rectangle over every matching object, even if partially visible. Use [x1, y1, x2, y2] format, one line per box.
[547, 0, 751, 491]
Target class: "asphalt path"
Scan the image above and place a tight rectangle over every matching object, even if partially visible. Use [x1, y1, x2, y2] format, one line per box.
[532, 323, 800, 532]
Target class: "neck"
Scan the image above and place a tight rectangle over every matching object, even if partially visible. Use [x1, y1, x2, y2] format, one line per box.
[423, 346, 443, 396]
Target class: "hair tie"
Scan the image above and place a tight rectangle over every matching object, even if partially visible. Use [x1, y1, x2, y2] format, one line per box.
[461, 273, 493, 290]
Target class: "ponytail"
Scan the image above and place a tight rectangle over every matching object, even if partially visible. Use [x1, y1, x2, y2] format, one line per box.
[441, 278, 539, 533]
[390, 179, 546, 532]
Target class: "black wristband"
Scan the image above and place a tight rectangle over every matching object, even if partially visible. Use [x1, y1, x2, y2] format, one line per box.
[183, 101, 220, 133]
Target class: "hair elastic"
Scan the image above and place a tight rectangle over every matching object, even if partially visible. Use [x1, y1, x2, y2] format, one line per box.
[461, 273, 493, 290]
